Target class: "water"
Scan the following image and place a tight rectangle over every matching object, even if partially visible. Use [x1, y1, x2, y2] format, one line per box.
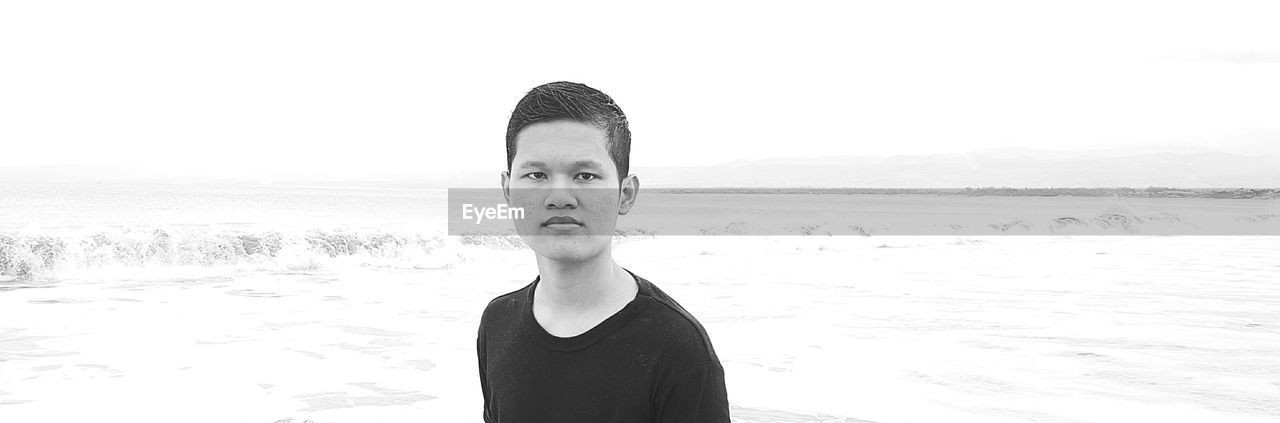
[0, 181, 446, 231]
[2, 182, 1278, 422]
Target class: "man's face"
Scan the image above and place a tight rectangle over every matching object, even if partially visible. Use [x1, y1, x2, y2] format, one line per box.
[502, 120, 638, 262]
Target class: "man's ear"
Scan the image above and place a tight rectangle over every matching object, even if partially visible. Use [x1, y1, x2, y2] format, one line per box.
[618, 174, 640, 215]
[500, 170, 511, 203]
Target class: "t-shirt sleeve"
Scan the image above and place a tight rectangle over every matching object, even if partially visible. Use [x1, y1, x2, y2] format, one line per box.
[477, 325, 493, 422]
[653, 360, 731, 423]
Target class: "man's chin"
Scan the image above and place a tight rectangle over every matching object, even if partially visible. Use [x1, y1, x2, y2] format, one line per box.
[525, 237, 610, 262]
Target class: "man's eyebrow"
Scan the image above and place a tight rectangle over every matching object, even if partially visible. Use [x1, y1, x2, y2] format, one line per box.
[571, 160, 605, 170]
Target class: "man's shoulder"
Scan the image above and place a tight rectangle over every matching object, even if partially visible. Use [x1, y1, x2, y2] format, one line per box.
[634, 277, 721, 364]
[480, 280, 534, 326]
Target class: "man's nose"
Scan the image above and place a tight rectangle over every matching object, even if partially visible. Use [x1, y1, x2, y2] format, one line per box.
[545, 179, 577, 209]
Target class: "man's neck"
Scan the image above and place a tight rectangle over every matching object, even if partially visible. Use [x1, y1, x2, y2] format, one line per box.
[533, 248, 636, 315]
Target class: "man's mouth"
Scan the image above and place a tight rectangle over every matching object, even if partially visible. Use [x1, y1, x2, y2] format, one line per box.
[542, 216, 583, 227]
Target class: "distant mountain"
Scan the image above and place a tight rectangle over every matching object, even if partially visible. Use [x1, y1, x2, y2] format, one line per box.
[634, 151, 1280, 188]
[3, 150, 1276, 188]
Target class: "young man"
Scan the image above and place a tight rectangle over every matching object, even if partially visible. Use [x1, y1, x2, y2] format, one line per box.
[476, 81, 730, 422]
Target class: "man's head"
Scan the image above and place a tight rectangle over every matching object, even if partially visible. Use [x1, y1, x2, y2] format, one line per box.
[501, 82, 640, 263]
[506, 81, 631, 184]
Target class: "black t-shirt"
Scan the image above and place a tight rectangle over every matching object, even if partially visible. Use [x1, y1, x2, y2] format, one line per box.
[476, 269, 730, 423]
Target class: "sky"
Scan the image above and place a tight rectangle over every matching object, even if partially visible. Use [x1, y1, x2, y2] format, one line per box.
[1, 0, 1278, 179]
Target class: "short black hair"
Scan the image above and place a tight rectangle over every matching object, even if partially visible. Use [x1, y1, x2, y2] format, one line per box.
[506, 81, 631, 182]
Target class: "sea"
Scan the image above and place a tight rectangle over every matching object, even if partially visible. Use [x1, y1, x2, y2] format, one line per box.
[1, 181, 1278, 422]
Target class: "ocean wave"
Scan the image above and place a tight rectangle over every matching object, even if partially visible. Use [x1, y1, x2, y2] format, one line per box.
[2, 212, 1276, 279]
[0, 227, 664, 280]
[0, 228, 453, 280]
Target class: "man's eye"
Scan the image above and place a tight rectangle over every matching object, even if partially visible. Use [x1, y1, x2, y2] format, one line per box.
[576, 173, 599, 181]
[524, 172, 547, 180]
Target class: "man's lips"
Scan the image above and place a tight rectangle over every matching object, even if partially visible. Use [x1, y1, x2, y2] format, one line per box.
[542, 216, 583, 226]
